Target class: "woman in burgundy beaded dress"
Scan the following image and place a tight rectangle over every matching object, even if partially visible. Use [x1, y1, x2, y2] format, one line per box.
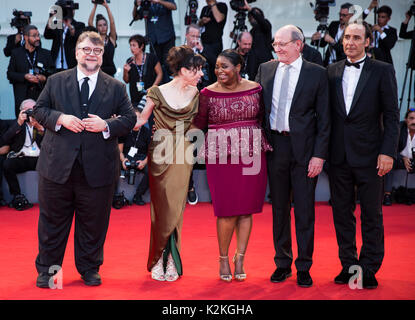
[193, 49, 271, 282]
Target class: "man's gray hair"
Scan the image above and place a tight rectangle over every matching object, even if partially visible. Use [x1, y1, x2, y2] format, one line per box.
[20, 99, 36, 110]
[288, 25, 305, 43]
[186, 24, 201, 34]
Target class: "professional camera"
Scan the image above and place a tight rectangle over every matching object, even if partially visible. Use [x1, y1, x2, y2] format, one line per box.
[230, 0, 256, 12]
[185, 0, 198, 25]
[10, 9, 32, 29]
[112, 191, 130, 209]
[311, 0, 336, 31]
[92, 0, 110, 4]
[124, 160, 138, 185]
[23, 108, 34, 118]
[33, 62, 56, 77]
[410, 147, 415, 174]
[55, 0, 79, 20]
[9, 194, 32, 211]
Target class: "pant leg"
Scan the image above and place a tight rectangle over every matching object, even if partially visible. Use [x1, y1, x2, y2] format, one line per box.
[72, 162, 115, 275]
[291, 163, 317, 272]
[354, 167, 385, 274]
[383, 171, 394, 193]
[267, 134, 293, 269]
[329, 162, 359, 269]
[136, 165, 149, 196]
[0, 155, 5, 199]
[3, 157, 38, 195]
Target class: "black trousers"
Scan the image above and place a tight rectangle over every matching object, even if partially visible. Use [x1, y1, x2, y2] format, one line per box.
[202, 41, 223, 83]
[35, 160, 115, 275]
[267, 134, 317, 272]
[3, 156, 38, 196]
[151, 36, 175, 84]
[329, 162, 384, 274]
[0, 155, 6, 199]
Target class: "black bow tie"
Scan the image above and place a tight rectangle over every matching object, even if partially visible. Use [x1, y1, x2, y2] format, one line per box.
[345, 59, 365, 69]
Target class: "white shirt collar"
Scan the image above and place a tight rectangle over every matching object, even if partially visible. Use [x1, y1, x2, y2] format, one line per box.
[346, 54, 367, 65]
[279, 55, 303, 71]
[77, 67, 99, 83]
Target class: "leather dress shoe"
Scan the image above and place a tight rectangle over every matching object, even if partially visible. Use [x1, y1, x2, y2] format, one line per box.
[270, 267, 292, 283]
[334, 268, 353, 284]
[297, 271, 313, 288]
[81, 271, 102, 286]
[383, 194, 392, 206]
[362, 270, 378, 289]
[36, 272, 52, 288]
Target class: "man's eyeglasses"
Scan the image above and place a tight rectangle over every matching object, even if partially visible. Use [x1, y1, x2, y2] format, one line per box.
[78, 46, 103, 55]
[339, 13, 352, 17]
[272, 39, 296, 49]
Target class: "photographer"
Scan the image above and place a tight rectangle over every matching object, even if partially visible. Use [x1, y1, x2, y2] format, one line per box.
[400, 8, 414, 40]
[363, 2, 397, 65]
[7, 25, 54, 118]
[199, 0, 228, 82]
[117, 107, 151, 206]
[123, 34, 163, 109]
[298, 26, 323, 66]
[44, 1, 85, 71]
[1, 99, 44, 211]
[242, 1, 273, 67]
[235, 31, 257, 80]
[3, 10, 31, 58]
[311, 2, 353, 66]
[383, 108, 415, 206]
[132, 0, 177, 82]
[88, 0, 117, 77]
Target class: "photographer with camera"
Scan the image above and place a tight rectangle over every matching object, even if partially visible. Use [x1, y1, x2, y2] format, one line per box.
[235, 31, 257, 80]
[199, 0, 228, 82]
[132, 0, 177, 83]
[88, 0, 117, 77]
[240, 1, 273, 68]
[7, 25, 54, 118]
[383, 108, 415, 206]
[3, 10, 31, 58]
[116, 107, 151, 206]
[311, 2, 353, 66]
[362, 2, 397, 65]
[44, 1, 85, 71]
[1, 99, 44, 211]
[123, 34, 163, 111]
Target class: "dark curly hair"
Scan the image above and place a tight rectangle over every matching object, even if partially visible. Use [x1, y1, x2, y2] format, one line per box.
[217, 49, 244, 67]
[166, 45, 206, 76]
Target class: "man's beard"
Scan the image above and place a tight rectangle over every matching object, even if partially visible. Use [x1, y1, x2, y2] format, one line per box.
[81, 62, 100, 73]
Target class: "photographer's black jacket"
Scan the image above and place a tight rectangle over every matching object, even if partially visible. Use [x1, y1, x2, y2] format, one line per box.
[3, 34, 24, 57]
[1, 120, 43, 153]
[119, 127, 151, 161]
[7, 46, 54, 118]
[43, 19, 85, 69]
[249, 8, 273, 66]
[311, 21, 346, 66]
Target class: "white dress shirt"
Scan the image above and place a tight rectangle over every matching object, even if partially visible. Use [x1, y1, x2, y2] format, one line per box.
[342, 55, 366, 115]
[270, 56, 303, 132]
[400, 129, 415, 159]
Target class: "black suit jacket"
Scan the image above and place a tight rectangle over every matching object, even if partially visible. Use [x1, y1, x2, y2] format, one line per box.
[302, 43, 324, 66]
[327, 58, 400, 167]
[43, 20, 85, 69]
[7, 46, 54, 113]
[33, 68, 136, 188]
[310, 21, 346, 66]
[372, 26, 398, 65]
[255, 59, 330, 165]
[1, 120, 43, 153]
[3, 34, 23, 58]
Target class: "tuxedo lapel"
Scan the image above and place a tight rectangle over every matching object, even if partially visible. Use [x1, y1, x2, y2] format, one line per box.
[290, 60, 307, 108]
[348, 58, 374, 115]
[66, 68, 82, 119]
[335, 60, 347, 116]
[264, 61, 279, 114]
[87, 71, 108, 115]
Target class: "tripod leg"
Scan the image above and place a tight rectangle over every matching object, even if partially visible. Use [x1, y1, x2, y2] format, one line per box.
[408, 69, 414, 110]
[399, 67, 410, 111]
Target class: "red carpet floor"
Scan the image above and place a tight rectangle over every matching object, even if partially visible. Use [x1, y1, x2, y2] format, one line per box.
[0, 202, 414, 300]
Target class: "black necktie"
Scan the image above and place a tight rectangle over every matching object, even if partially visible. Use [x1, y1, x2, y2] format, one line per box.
[80, 77, 89, 118]
[345, 59, 365, 69]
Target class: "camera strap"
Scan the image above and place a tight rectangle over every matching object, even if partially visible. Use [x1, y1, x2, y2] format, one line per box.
[26, 50, 37, 70]
[134, 53, 146, 82]
[24, 123, 35, 148]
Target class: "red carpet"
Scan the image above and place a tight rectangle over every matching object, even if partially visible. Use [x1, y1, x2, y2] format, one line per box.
[0, 202, 414, 300]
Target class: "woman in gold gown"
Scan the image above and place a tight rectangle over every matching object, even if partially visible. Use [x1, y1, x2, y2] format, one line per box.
[137, 46, 205, 281]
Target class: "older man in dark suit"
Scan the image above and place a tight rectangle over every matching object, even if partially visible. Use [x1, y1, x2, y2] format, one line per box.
[256, 25, 330, 288]
[33, 31, 136, 288]
[327, 22, 399, 289]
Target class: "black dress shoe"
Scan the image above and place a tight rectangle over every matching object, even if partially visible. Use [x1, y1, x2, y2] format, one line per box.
[0, 199, 7, 207]
[362, 270, 378, 289]
[133, 193, 145, 206]
[36, 272, 51, 288]
[297, 271, 313, 288]
[334, 268, 353, 284]
[81, 271, 102, 286]
[383, 194, 392, 206]
[270, 267, 292, 283]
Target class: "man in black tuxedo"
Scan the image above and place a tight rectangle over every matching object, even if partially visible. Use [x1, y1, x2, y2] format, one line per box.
[1, 99, 43, 210]
[327, 22, 399, 289]
[33, 31, 136, 288]
[311, 2, 353, 66]
[256, 25, 330, 288]
[363, 3, 398, 65]
[7, 25, 54, 118]
[44, 9, 85, 71]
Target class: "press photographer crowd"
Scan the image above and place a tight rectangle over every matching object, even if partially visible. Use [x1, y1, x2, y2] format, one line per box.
[0, 0, 414, 214]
